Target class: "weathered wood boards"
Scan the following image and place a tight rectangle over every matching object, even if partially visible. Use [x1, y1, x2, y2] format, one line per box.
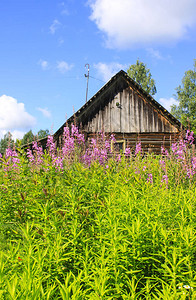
[53, 70, 182, 154]
[83, 87, 178, 134]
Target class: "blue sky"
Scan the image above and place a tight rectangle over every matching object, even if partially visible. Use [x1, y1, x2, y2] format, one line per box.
[0, 0, 196, 140]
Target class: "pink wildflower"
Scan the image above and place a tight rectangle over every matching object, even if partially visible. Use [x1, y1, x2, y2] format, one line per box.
[125, 147, 131, 157]
[32, 141, 43, 165]
[161, 174, 168, 187]
[116, 154, 121, 162]
[147, 173, 153, 184]
[27, 149, 35, 163]
[161, 146, 169, 157]
[159, 160, 166, 170]
[185, 130, 194, 145]
[135, 142, 142, 156]
[46, 135, 56, 157]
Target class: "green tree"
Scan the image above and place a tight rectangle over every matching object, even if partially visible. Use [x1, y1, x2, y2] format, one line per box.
[0, 132, 14, 155]
[127, 59, 157, 96]
[37, 129, 49, 140]
[171, 60, 196, 134]
[21, 130, 34, 145]
[20, 129, 49, 145]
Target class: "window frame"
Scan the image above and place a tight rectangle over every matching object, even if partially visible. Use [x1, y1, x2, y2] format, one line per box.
[111, 139, 126, 153]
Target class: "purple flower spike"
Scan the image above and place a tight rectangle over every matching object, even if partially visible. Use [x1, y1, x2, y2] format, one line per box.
[147, 173, 153, 184]
[135, 142, 142, 156]
[125, 147, 131, 157]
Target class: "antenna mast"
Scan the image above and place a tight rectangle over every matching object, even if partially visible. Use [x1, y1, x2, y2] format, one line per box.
[85, 63, 90, 103]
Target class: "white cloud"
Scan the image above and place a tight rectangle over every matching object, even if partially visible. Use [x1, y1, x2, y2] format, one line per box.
[49, 19, 61, 34]
[39, 59, 49, 70]
[88, 0, 196, 48]
[59, 2, 69, 15]
[37, 107, 51, 118]
[12, 130, 27, 141]
[94, 62, 126, 81]
[146, 48, 163, 60]
[0, 129, 27, 141]
[61, 9, 69, 15]
[57, 61, 74, 73]
[159, 97, 178, 111]
[58, 38, 64, 46]
[0, 95, 36, 140]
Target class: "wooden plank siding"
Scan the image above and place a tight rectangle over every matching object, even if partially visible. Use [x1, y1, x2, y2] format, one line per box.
[51, 70, 182, 154]
[87, 132, 181, 154]
[83, 88, 178, 134]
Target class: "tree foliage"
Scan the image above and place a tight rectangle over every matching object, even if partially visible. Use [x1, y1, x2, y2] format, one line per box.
[20, 129, 49, 146]
[21, 130, 34, 145]
[0, 129, 49, 155]
[127, 59, 157, 96]
[171, 60, 196, 134]
[0, 132, 14, 155]
[37, 129, 49, 140]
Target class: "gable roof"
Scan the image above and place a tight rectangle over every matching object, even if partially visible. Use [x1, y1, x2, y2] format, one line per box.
[54, 70, 181, 139]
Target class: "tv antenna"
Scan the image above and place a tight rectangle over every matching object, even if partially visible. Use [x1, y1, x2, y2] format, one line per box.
[85, 63, 90, 103]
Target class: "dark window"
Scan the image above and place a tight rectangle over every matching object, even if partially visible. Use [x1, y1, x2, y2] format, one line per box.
[111, 140, 126, 153]
[114, 142, 124, 152]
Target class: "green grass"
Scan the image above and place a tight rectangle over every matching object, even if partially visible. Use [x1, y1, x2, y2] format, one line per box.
[0, 154, 196, 299]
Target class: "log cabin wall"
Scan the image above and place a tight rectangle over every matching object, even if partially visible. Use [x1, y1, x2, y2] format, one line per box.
[53, 70, 182, 154]
[86, 132, 181, 154]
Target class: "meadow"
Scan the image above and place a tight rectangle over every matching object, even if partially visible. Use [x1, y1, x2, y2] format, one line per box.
[0, 126, 195, 299]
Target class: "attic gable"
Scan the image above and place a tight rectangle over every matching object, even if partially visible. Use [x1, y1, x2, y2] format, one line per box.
[54, 70, 181, 139]
[83, 86, 179, 133]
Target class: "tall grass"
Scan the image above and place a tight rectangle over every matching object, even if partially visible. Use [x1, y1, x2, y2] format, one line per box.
[0, 127, 195, 299]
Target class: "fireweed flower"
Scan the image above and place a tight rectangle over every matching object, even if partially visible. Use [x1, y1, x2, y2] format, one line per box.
[27, 149, 35, 163]
[12, 150, 20, 169]
[161, 146, 169, 157]
[161, 174, 168, 187]
[110, 134, 116, 142]
[105, 140, 111, 151]
[135, 142, 141, 156]
[3, 148, 20, 171]
[186, 167, 194, 178]
[171, 143, 178, 154]
[62, 127, 75, 156]
[125, 147, 131, 157]
[46, 136, 63, 170]
[192, 157, 196, 172]
[71, 124, 78, 137]
[46, 135, 56, 157]
[5, 148, 13, 159]
[83, 150, 92, 166]
[159, 159, 166, 170]
[32, 141, 44, 165]
[99, 149, 108, 165]
[52, 156, 63, 170]
[185, 130, 194, 145]
[82, 133, 112, 166]
[71, 124, 85, 144]
[171, 139, 187, 160]
[147, 173, 153, 184]
[116, 154, 121, 162]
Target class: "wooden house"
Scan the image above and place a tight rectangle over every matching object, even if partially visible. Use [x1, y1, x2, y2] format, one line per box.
[53, 70, 182, 154]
